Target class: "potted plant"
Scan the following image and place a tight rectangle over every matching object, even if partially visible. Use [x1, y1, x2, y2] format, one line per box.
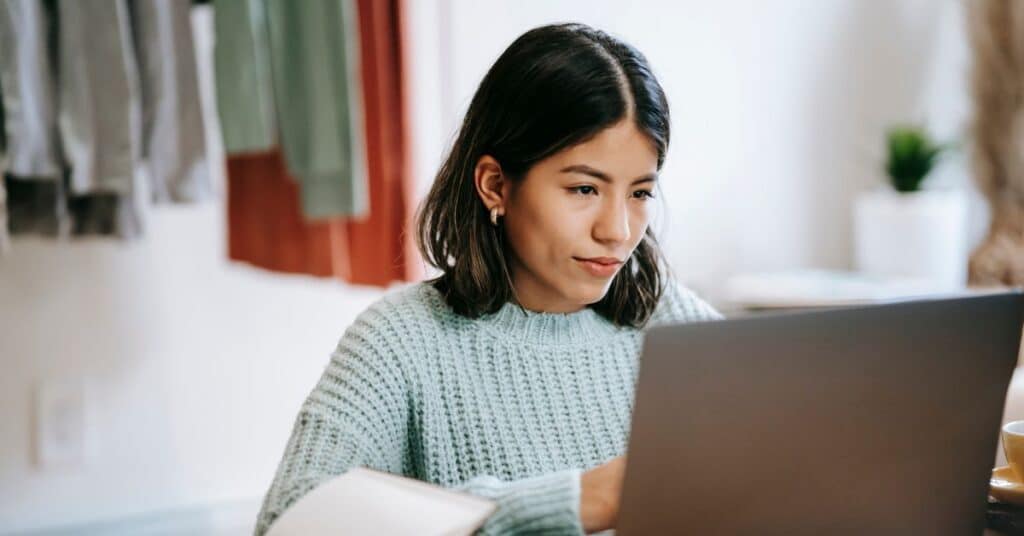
[853, 125, 968, 290]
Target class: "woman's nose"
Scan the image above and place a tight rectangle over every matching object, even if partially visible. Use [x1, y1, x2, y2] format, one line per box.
[593, 200, 631, 244]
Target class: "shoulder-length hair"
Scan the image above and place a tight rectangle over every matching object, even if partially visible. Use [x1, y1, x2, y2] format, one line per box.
[416, 23, 672, 328]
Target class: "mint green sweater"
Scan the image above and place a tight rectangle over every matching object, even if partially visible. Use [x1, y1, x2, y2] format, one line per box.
[255, 280, 722, 535]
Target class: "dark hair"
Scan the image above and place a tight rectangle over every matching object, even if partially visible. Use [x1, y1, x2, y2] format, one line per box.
[416, 23, 672, 328]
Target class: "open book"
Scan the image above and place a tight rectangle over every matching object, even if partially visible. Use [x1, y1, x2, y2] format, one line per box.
[266, 467, 497, 536]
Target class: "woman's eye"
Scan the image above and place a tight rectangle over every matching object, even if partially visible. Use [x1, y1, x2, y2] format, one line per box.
[570, 185, 597, 196]
[633, 190, 655, 200]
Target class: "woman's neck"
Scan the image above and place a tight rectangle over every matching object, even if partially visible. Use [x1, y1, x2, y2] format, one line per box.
[509, 263, 589, 314]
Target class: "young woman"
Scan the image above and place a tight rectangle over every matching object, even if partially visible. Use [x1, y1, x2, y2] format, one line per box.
[255, 22, 721, 536]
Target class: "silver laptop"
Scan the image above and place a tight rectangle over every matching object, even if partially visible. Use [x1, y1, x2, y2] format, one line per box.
[619, 291, 1024, 535]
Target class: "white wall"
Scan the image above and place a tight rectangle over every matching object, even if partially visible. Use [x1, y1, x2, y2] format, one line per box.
[0, 1, 975, 532]
[432, 0, 976, 301]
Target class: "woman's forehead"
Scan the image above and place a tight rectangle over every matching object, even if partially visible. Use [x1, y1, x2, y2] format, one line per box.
[546, 123, 659, 179]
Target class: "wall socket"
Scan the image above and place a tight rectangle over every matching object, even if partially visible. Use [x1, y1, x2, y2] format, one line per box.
[34, 377, 90, 469]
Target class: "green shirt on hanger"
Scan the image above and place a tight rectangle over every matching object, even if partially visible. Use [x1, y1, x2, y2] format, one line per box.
[215, 0, 368, 220]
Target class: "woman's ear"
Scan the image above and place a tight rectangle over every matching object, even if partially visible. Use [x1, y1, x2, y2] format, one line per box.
[473, 155, 508, 215]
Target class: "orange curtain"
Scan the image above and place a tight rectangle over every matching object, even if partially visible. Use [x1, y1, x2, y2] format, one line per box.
[226, 150, 336, 277]
[226, 0, 422, 287]
[343, 0, 419, 286]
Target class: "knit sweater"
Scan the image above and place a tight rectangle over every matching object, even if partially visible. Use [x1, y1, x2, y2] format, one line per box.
[254, 280, 723, 535]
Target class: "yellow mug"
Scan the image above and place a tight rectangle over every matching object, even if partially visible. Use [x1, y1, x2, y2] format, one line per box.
[1003, 421, 1024, 479]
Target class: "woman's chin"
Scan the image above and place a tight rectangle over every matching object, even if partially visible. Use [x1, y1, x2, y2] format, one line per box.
[560, 281, 614, 307]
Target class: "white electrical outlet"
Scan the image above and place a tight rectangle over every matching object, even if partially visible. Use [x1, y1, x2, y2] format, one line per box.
[35, 377, 90, 469]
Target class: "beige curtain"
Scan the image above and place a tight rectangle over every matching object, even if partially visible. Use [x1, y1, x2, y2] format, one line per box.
[966, 0, 1024, 286]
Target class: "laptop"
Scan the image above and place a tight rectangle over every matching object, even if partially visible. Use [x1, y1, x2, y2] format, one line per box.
[619, 291, 1024, 535]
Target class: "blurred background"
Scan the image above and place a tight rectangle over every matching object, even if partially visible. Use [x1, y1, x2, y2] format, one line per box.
[1, 0, 1020, 533]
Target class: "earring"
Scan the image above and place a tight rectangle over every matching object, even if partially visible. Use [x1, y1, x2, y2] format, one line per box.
[490, 206, 501, 226]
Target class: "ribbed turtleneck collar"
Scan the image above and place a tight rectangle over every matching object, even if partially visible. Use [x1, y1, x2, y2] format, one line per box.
[477, 298, 626, 346]
[419, 282, 627, 346]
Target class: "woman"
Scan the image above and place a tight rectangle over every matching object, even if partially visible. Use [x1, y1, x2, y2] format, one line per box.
[255, 22, 721, 536]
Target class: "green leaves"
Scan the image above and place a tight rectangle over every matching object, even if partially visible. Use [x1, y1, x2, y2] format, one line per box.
[885, 126, 947, 193]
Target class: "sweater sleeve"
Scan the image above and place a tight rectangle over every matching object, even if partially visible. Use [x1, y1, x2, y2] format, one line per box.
[254, 306, 410, 536]
[455, 468, 584, 535]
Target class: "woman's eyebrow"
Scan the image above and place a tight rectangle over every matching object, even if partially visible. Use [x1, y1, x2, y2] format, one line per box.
[559, 164, 657, 185]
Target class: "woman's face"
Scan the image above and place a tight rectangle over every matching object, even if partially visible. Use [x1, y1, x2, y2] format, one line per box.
[494, 119, 659, 313]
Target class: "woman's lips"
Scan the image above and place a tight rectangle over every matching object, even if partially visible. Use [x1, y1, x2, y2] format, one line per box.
[574, 257, 622, 277]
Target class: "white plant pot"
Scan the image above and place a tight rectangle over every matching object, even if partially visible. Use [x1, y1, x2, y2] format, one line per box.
[853, 188, 969, 291]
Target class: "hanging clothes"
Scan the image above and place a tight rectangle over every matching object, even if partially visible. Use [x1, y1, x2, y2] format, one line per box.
[215, 0, 419, 287]
[0, 1, 68, 236]
[227, 150, 341, 276]
[0, 86, 8, 253]
[0, 0, 209, 240]
[0, 0, 62, 178]
[58, 0, 140, 198]
[55, 0, 143, 238]
[264, 0, 368, 220]
[130, 0, 210, 203]
[3, 174, 68, 236]
[216, 0, 339, 277]
[343, 0, 419, 285]
[0, 180, 8, 254]
[213, 0, 276, 154]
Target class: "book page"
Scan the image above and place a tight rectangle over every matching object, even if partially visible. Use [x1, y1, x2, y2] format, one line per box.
[266, 467, 497, 536]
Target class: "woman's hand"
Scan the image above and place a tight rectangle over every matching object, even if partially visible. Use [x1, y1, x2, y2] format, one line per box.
[579, 455, 626, 533]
